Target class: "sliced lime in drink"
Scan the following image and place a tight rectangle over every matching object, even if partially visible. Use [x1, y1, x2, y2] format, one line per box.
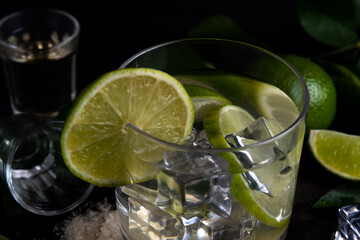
[183, 84, 232, 122]
[178, 72, 299, 130]
[231, 172, 291, 228]
[61, 68, 194, 187]
[204, 105, 255, 173]
[309, 129, 360, 180]
[204, 104, 292, 228]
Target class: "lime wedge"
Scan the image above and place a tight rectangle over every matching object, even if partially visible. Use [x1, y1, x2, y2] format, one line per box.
[309, 129, 360, 180]
[204, 104, 292, 228]
[183, 84, 232, 122]
[204, 105, 255, 173]
[61, 68, 194, 187]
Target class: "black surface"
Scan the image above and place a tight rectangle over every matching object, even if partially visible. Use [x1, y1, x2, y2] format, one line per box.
[0, 1, 345, 239]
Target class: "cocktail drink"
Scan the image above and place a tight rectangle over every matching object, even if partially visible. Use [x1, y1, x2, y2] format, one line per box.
[112, 39, 309, 239]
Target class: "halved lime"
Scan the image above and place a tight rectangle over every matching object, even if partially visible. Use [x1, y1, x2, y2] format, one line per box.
[183, 84, 232, 122]
[204, 104, 292, 228]
[61, 68, 194, 187]
[309, 129, 360, 180]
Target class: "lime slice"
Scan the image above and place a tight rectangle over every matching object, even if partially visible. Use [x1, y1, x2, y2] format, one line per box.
[309, 129, 360, 180]
[204, 104, 293, 228]
[183, 84, 232, 122]
[61, 68, 194, 187]
[178, 72, 299, 130]
[231, 173, 292, 228]
[204, 105, 255, 173]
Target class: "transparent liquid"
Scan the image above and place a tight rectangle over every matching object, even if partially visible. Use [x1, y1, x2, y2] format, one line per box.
[116, 73, 302, 240]
[2, 29, 76, 116]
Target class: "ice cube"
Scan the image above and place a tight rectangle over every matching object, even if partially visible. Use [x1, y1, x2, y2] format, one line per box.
[128, 197, 184, 239]
[156, 151, 231, 214]
[225, 117, 294, 197]
[242, 171, 272, 197]
[209, 174, 232, 216]
[187, 128, 212, 149]
[154, 151, 226, 175]
[225, 117, 286, 169]
[156, 170, 210, 213]
[197, 216, 241, 240]
[157, 151, 229, 175]
[121, 179, 157, 203]
[156, 151, 193, 173]
[334, 205, 360, 240]
[197, 198, 255, 240]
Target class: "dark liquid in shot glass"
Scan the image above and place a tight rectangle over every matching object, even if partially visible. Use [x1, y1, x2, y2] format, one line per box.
[2, 30, 76, 116]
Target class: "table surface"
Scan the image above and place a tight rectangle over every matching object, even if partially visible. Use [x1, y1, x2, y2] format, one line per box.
[0, 1, 353, 239]
[0, 148, 342, 239]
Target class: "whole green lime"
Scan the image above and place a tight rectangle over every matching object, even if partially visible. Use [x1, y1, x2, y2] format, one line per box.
[282, 54, 337, 130]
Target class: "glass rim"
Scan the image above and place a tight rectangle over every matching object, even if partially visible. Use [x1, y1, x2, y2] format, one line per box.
[0, 8, 80, 53]
[120, 38, 310, 152]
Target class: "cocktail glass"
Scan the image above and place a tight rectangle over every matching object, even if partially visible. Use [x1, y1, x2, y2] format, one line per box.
[115, 39, 309, 239]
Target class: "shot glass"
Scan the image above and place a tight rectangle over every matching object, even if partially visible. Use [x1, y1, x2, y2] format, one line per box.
[115, 39, 309, 239]
[0, 114, 93, 216]
[0, 9, 79, 117]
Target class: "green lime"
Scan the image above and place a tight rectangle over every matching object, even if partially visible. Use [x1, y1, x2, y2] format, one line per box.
[61, 68, 194, 187]
[282, 54, 337, 130]
[178, 72, 299, 131]
[203, 105, 255, 173]
[204, 104, 292, 228]
[183, 84, 232, 122]
[309, 129, 360, 180]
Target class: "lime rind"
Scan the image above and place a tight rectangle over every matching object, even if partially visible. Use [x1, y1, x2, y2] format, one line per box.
[61, 68, 194, 187]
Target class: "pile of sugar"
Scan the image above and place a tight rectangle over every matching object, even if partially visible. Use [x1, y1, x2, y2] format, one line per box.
[56, 199, 123, 240]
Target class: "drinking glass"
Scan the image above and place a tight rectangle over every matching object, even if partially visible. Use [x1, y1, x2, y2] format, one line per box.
[0, 114, 93, 216]
[115, 39, 309, 239]
[0, 9, 79, 117]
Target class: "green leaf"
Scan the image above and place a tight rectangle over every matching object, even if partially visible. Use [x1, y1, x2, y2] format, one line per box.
[313, 181, 360, 208]
[355, 0, 360, 27]
[319, 61, 360, 104]
[297, 0, 358, 47]
[188, 14, 265, 48]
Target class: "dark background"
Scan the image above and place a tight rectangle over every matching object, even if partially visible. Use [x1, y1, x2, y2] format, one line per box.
[0, 0, 302, 117]
[0, 1, 342, 239]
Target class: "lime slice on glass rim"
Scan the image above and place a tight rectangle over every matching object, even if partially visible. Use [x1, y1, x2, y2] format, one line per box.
[309, 129, 360, 180]
[61, 68, 194, 187]
[204, 105, 292, 228]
